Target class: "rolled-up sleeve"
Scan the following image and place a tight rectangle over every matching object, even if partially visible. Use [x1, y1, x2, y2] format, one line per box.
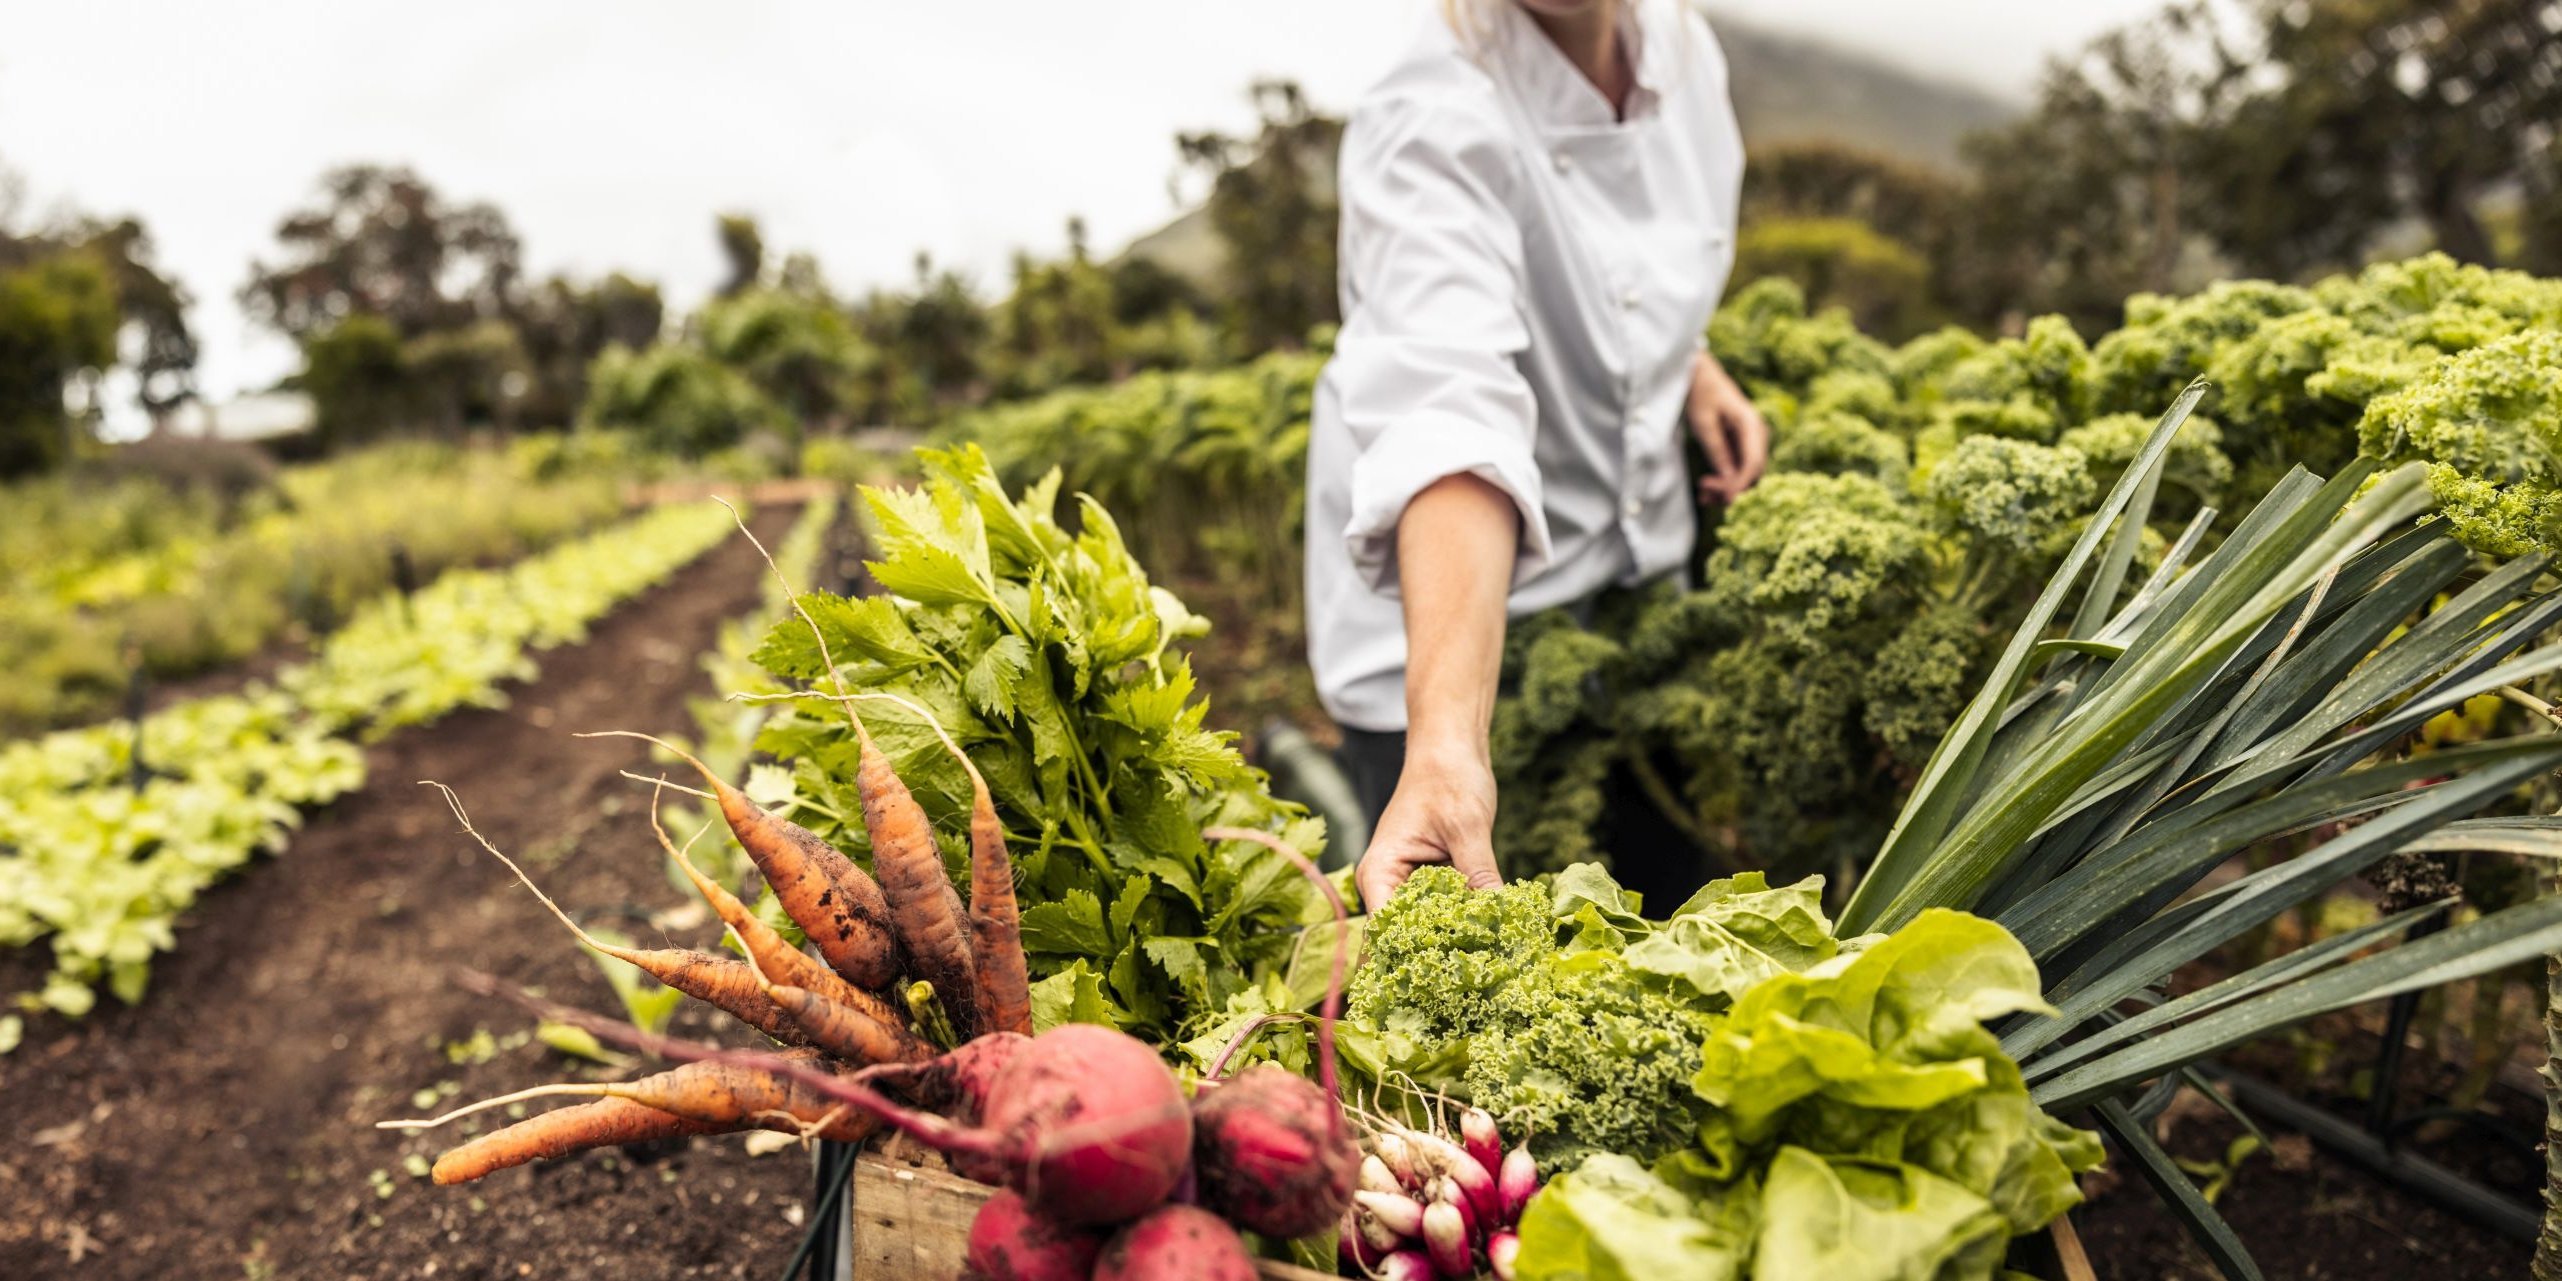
[1330, 93, 1551, 595]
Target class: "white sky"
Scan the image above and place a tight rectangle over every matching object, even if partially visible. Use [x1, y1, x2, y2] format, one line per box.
[0, 0, 2166, 423]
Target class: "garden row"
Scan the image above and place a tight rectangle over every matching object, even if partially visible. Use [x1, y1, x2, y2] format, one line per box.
[0, 435, 649, 735]
[0, 496, 747, 1036]
[410, 431, 2562, 1277]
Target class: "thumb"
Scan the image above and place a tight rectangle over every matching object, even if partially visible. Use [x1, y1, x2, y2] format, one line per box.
[1452, 835, 1504, 892]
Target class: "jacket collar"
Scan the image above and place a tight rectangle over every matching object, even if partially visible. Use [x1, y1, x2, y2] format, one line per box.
[1490, 0, 1675, 129]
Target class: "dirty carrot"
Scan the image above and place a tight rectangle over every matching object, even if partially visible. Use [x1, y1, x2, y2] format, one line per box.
[423, 782, 808, 1046]
[854, 729, 980, 1040]
[646, 784, 913, 1038]
[580, 729, 902, 989]
[428, 1097, 726, 1185]
[733, 929, 936, 1067]
[389, 1054, 878, 1146]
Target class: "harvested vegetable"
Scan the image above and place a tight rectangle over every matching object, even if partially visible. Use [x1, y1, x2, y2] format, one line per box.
[1091, 1204, 1257, 1281]
[585, 730, 903, 990]
[963, 1187, 1103, 1281]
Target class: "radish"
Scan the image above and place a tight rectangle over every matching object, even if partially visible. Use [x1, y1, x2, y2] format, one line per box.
[1372, 1131, 1427, 1190]
[1092, 1204, 1257, 1281]
[1421, 1200, 1471, 1279]
[1355, 1189, 1426, 1238]
[1339, 1207, 1392, 1270]
[1425, 1175, 1479, 1244]
[1376, 1252, 1436, 1281]
[1460, 1107, 1501, 1176]
[1402, 1127, 1500, 1229]
[1487, 1229, 1521, 1280]
[1499, 1141, 1538, 1223]
[1383, 1250, 1444, 1281]
[1360, 1153, 1404, 1197]
[1349, 1196, 1405, 1254]
[963, 1188, 1102, 1281]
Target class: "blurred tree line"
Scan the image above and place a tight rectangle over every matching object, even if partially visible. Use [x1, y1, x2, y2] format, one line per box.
[1750, 0, 2562, 339]
[6, 0, 2552, 476]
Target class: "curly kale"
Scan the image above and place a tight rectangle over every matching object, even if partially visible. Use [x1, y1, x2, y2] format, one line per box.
[1702, 473, 1929, 650]
[1461, 950, 1718, 1169]
[2056, 411, 2232, 509]
[2359, 331, 2562, 558]
[1346, 866, 1556, 1042]
[1767, 410, 1910, 489]
[1923, 435, 2094, 558]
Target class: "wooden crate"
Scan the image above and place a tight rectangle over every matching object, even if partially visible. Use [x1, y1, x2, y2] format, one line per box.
[846, 1153, 1337, 1280]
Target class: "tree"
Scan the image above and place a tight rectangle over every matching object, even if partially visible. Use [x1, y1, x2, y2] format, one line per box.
[1177, 79, 1343, 352]
[296, 314, 410, 449]
[241, 164, 521, 342]
[699, 287, 870, 434]
[716, 213, 764, 298]
[0, 250, 119, 475]
[514, 272, 664, 428]
[2197, 0, 2562, 271]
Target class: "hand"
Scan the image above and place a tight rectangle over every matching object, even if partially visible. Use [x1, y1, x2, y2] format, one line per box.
[1355, 745, 1503, 913]
[1688, 351, 1770, 506]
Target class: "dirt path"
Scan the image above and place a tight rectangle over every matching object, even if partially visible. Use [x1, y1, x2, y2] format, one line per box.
[0, 507, 818, 1281]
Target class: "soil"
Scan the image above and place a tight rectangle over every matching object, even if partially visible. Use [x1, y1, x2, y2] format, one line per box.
[0, 506, 817, 1281]
[2073, 1013, 2539, 1280]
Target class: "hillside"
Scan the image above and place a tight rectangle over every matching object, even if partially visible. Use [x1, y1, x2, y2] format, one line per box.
[1119, 8, 2019, 287]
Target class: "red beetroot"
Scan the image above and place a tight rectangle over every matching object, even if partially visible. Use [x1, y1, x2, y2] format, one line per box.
[964, 1188, 1103, 1281]
[1092, 1204, 1257, 1281]
[975, 1023, 1192, 1226]
[1190, 1065, 1360, 1238]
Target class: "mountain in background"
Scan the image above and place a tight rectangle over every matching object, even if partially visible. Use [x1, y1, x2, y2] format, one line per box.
[1120, 7, 2020, 287]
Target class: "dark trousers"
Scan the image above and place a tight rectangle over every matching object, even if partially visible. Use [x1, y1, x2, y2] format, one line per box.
[1334, 727, 1406, 835]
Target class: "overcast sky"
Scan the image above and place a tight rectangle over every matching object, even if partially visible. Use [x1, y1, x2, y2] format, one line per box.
[0, 1, 2165, 420]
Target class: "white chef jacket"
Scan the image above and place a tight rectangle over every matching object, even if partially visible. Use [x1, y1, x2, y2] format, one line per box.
[1304, 0, 1745, 732]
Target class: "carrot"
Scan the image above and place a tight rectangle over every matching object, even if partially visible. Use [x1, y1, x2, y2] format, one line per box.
[582, 729, 902, 990]
[714, 501, 987, 1038]
[752, 688, 1032, 1039]
[957, 729, 1031, 1037]
[423, 782, 808, 1046]
[429, 1097, 727, 1185]
[732, 927, 935, 1067]
[644, 784, 910, 1034]
[389, 1054, 880, 1146]
[854, 730, 980, 1040]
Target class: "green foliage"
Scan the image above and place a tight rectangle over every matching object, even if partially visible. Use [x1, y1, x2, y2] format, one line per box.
[0, 250, 120, 476]
[1492, 254, 2562, 878]
[0, 501, 737, 1018]
[2358, 330, 2562, 558]
[0, 439, 629, 735]
[943, 349, 1321, 605]
[581, 341, 789, 456]
[1347, 864, 2097, 1280]
[744, 447, 1318, 1042]
[1730, 217, 1933, 340]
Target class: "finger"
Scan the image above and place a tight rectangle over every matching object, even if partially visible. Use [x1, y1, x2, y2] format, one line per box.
[1730, 403, 1770, 484]
[1451, 836, 1503, 892]
[1356, 854, 1401, 914]
[1698, 407, 1737, 481]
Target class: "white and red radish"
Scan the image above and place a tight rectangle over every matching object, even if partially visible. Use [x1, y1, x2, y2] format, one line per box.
[1421, 1199, 1472, 1278]
[1487, 1229, 1522, 1281]
[1460, 1107, 1502, 1176]
[1499, 1141, 1539, 1223]
[1375, 1251, 1437, 1281]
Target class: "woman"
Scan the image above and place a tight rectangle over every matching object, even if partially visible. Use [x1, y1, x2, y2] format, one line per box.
[1305, 0, 1769, 911]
